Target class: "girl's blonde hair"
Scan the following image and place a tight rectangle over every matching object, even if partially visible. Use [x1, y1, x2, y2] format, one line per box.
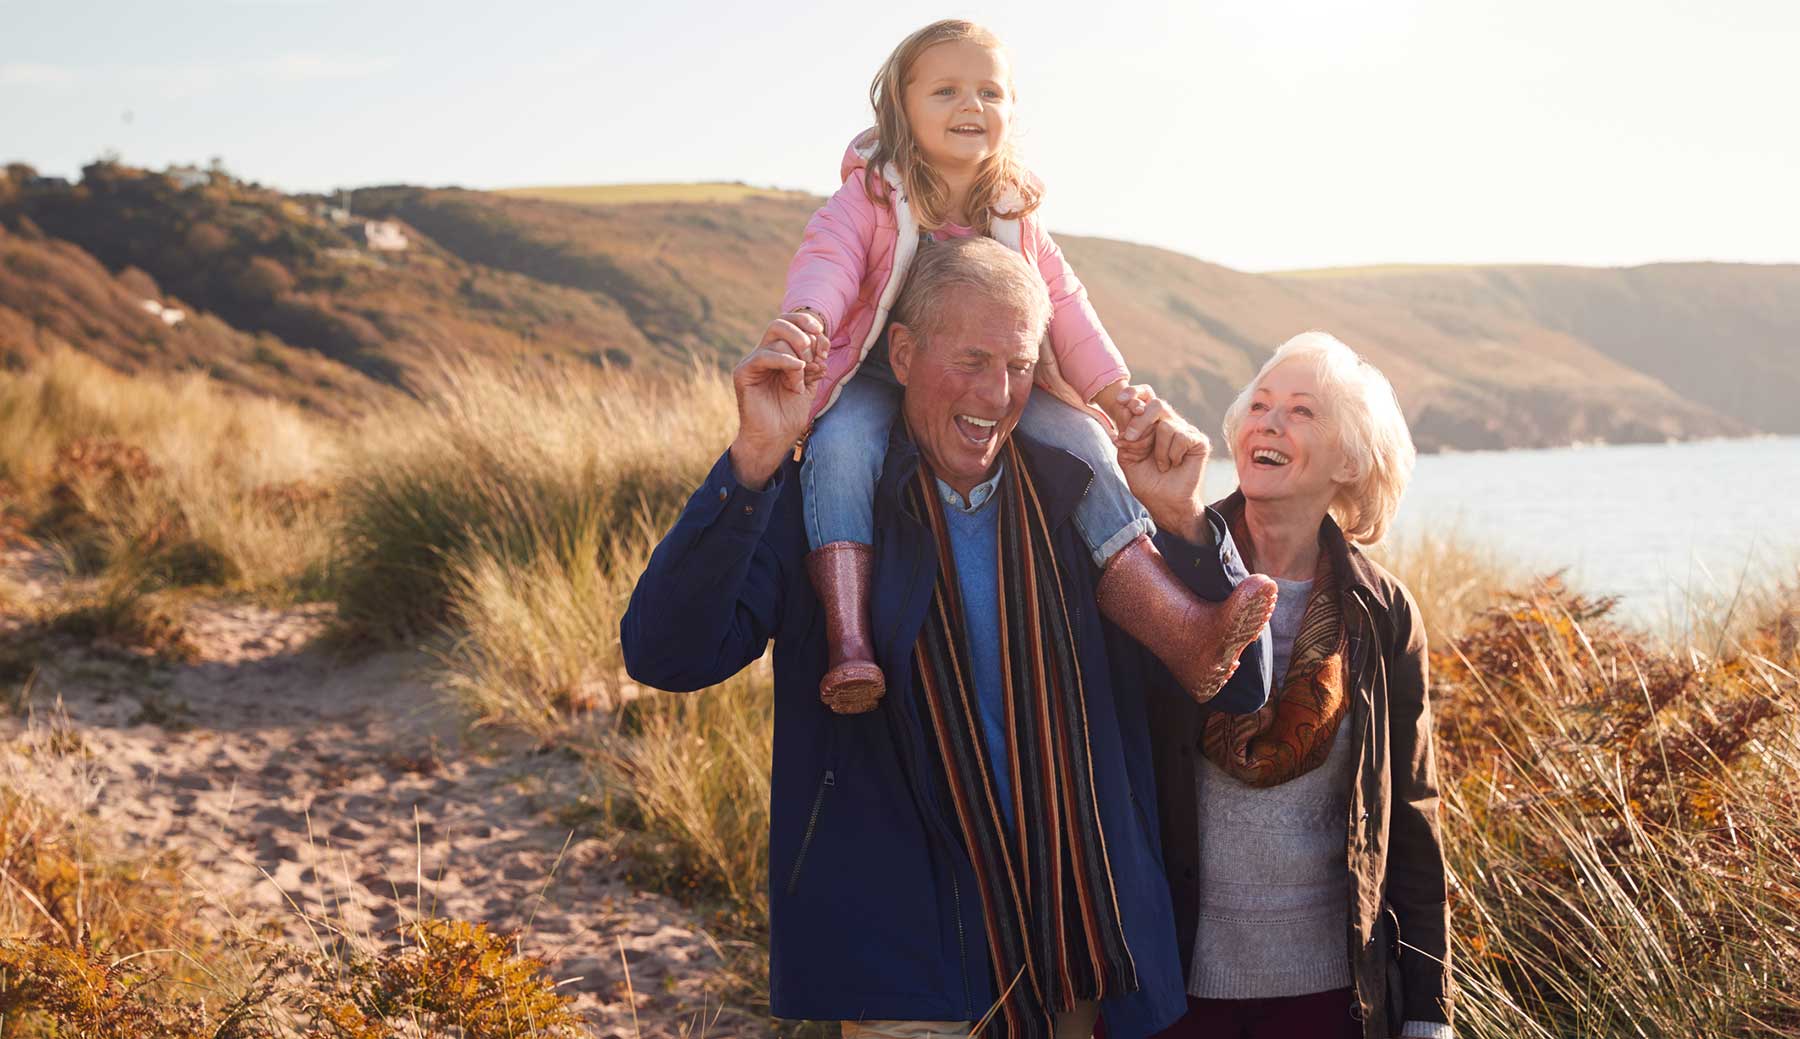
[1221, 331, 1418, 546]
[865, 19, 1042, 235]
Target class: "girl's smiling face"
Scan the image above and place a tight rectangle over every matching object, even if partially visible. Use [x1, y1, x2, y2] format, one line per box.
[902, 40, 1013, 175]
[1234, 359, 1357, 514]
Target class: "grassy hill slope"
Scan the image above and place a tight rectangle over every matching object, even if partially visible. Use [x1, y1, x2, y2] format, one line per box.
[2, 163, 1789, 451]
[1060, 237, 1752, 450]
[0, 221, 383, 418]
[1280, 262, 1800, 436]
[2, 164, 654, 392]
[350, 184, 1764, 450]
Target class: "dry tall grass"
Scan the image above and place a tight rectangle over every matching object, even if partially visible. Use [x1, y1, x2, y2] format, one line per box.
[1435, 580, 1800, 1036]
[332, 359, 733, 643]
[4, 349, 1796, 1036]
[0, 348, 340, 597]
[1374, 527, 1520, 638]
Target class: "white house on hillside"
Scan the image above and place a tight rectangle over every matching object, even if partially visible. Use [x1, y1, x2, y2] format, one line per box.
[363, 219, 409, 252]
[139, 298, 187, 326]
[166, 165, 209, 190]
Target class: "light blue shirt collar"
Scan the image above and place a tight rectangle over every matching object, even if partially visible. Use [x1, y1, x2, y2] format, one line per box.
[935, 461, 1005, 515]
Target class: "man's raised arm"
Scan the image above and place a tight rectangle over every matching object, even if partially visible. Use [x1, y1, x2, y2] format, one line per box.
[619, 317, 826, 691]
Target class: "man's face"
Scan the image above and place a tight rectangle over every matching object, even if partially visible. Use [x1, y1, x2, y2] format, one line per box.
[889, 290, 1039, 499]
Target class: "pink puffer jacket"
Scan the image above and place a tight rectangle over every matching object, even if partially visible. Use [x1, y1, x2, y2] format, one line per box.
[782, 131, 1129, 425]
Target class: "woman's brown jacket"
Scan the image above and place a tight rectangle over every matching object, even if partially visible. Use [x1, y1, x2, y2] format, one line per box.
[1149, 494, 1454, 1036]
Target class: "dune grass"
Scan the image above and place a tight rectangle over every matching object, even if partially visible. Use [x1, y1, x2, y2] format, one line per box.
[2, 349, 1796, 1036]
[0, 348, 341, 600]
[332, 358, 733, 645]
[1374, 528, 1521, 638]
[1434, 579, 1800, 1036]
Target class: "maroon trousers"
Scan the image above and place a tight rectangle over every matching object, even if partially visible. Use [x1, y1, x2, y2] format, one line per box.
[1149, 989, 1362, 1039]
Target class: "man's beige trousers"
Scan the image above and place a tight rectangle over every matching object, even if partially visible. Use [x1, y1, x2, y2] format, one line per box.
[841, 1000, 1100, 1039]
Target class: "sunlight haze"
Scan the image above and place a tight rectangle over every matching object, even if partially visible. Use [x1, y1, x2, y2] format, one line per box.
[3, 0, 1795, 271]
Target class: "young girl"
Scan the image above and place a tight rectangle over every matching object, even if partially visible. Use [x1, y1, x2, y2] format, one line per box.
[776, 19, 1276, 714]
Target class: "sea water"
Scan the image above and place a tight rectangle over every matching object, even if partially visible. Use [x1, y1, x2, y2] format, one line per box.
[1204, 436, 1800, 622]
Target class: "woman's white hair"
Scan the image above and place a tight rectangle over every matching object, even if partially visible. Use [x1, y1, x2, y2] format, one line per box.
[1221, 331, 1417, 545]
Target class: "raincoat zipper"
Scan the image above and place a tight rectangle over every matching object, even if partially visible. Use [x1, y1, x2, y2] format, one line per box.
[785, 769, 834, 895]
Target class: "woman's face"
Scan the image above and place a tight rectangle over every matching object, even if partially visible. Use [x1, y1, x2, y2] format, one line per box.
[902, 41, 1013, 175]
[1233, 359, 1356, 516]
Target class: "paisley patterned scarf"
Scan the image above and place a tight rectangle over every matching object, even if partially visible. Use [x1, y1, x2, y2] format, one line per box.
[1201, 519, 1351, 787]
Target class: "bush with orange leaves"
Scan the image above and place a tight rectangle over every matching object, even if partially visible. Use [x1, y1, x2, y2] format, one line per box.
[1435, 576, 1800, 1037]
[0, 740, 587, 1038]
[0, 925, 587, 1039]
[300, 919, 588, 1038]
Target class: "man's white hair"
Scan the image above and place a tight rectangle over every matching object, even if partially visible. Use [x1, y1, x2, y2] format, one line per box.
[1221, 331, 1417, 545]
[891, 235, 1052, 347]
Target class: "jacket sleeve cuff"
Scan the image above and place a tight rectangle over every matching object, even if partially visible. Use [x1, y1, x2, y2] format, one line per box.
[781, 298, 837, 336]
[1074, 364, 1132, 406]
[1400, 1022, 1453, 1039]
[1152, 507, 1244, 602]
[690, 451, 785, 540]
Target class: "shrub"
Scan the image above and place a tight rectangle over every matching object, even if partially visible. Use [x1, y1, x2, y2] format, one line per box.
[334, 358, 732, 642]
[303, 919, 588, 1038]
[1436, 579, 1800, 1037]
[235, 256, 296, 304]
[0, 349, 342, 596]
[184, 221, 229, 254]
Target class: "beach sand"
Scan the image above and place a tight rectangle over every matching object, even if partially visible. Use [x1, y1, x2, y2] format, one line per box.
[1, 545, 762, 1038]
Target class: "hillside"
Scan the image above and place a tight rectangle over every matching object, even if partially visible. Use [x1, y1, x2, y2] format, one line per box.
[2, 161, 1792, 450]
[1053, 239, 1761, 450]
[0, 220, 385, 418]
[1278, 263, 1800, 438]
[1, 163, 651, 393]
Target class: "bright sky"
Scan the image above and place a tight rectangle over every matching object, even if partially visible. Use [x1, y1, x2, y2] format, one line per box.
[4, 0, 1796, 271]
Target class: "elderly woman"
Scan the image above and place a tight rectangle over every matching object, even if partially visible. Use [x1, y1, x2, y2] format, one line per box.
[1149, 332, 1452, 1039]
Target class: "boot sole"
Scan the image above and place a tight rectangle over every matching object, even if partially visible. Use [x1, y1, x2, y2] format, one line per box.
[821, 664, 886, 715]
[1188, 576, 1280, 704]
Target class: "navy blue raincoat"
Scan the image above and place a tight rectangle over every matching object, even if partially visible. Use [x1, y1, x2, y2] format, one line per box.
[622, 430, 1267, 1036]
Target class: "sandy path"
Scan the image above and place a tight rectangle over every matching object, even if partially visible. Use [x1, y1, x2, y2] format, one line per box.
[1, 548, 764, 1038]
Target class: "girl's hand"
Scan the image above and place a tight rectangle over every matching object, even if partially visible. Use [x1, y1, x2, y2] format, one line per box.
[1111, 389, 1212, 543]
[1115, 383, 1211, 473]
[764, 310, 830, 376]
[1090, 377, 1137, 432]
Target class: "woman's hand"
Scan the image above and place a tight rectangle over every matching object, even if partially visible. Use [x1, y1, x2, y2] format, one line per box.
[1114, 383, 1212, 473]
[1111, 385, 1213, 544]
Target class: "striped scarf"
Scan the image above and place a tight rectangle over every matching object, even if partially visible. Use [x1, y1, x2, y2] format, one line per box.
[908, 440, 1138, 1039]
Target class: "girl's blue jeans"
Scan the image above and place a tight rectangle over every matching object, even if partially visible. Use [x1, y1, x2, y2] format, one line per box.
[801, 350, 1155, 567]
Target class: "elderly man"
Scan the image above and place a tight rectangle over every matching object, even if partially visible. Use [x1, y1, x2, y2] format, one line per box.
[622, 236, 1273, 1039]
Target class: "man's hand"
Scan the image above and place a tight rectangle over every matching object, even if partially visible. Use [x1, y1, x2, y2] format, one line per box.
[1112, 384, 1214, 545]
[728, 315, 828, 489]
